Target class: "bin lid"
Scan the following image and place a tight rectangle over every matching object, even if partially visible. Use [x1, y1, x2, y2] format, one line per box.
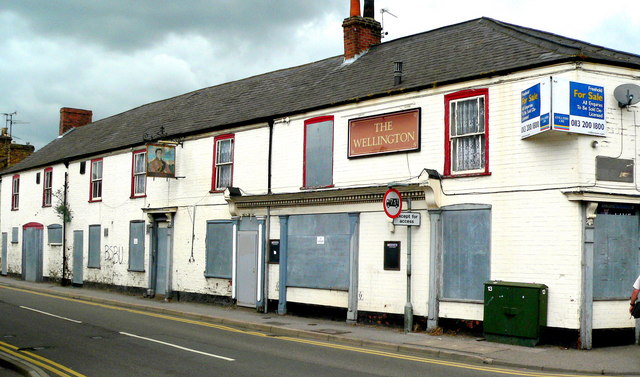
[484, 280, 548, 289]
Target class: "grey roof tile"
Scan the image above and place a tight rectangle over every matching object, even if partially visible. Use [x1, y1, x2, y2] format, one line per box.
[7, 17, 640, 174]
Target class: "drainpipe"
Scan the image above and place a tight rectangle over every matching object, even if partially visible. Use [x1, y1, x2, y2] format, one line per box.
[61, 168, 69, 286]
[268, 119, 274, 195]
[264, 119, 274, 313]
[404, 197, 413, 333]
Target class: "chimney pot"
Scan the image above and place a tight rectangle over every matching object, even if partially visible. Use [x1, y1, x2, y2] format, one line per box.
[363, 0, 374, 18]
[350, 0, 361, 17]
[342, 0, 381, 60]
[59, 107, 93, 136]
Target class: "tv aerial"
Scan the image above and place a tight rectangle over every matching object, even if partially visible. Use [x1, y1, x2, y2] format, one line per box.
[613, 83, 640, 108]
[380, 8, 397, 38]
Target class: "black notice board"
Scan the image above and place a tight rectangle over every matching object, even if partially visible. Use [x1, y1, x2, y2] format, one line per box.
[384, 241, 401, 270]
[268, 239, 280, 264]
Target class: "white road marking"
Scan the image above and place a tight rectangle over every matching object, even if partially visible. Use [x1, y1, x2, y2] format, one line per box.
[119, 332, 235, 361]
[19, 306, 83, 324]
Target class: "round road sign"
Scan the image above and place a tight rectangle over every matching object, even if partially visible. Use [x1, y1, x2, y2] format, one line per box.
[383, 188, 402, 218]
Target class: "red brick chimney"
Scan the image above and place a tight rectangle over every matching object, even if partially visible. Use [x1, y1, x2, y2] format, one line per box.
[59, 107, 92, 135]
[342, 0, 382, 60]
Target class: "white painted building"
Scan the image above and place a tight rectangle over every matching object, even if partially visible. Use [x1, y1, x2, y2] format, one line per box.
[2, 7, 640, 349]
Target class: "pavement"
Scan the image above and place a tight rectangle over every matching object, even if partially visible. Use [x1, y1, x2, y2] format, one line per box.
[1, 276, 640, 377]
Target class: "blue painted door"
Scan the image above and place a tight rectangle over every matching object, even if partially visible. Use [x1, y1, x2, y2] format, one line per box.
[22, 223, 43, 282]
[594, 206, 639, 299]
[237, 230, 258, 307]
[73, 230, 84, 285]
[1, 232, 7, 276]
[154, 223, 170, 296]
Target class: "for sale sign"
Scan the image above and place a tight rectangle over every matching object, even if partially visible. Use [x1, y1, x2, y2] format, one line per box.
[520, 77, 605, 138]
[552, 78, 605, 136]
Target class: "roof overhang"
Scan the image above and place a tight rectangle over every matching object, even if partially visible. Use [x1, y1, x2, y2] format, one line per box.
[563, 189, 640, 204]
[226, 185, 426, 210]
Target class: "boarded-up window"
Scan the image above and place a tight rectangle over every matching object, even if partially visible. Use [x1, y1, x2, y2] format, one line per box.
[594, 204, 639, 299]
[442, 205, 491, 301]
[88, 225, 101, 268]
[47, 224, 62, 244]
[205, 221, 234, 278]
[11, 227, 18, 244]
[129, 221, 145, 272]
[287, 214, 351, 290]
[304, 117, 333, 188]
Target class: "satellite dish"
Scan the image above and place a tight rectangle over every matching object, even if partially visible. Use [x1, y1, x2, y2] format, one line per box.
[613, 83, 640, 108]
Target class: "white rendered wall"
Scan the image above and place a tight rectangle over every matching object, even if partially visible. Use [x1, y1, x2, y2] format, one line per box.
[4, 62, 640, 331]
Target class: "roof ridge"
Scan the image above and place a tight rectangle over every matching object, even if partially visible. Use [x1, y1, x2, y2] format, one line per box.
[483, 17, 640, 60]
[481, 17, 583, 54]
[92, 54, 345, 127]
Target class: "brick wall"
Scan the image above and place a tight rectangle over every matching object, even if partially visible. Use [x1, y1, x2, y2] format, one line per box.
[342, 16, 382, 60]
[0, 135, 35, 170]
[59, 108, 92, 135]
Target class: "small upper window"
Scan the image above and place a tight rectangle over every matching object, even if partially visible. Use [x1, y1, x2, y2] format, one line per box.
[11, 175, 19, 211]
[212, 134, 234, 191]
[90, 158, 103, 202]
[444, 89, 489, 176]
[43, 167, 53, 207]
[131, 150, 146, 198]
[303, 116, 334, 188]
[47, 224, 62, 244]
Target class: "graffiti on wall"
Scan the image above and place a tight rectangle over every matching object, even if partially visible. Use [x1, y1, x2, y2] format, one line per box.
[104, 245, 125, 265]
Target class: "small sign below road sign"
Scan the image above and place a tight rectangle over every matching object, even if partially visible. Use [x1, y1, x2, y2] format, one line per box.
[393, 212, 421, 226]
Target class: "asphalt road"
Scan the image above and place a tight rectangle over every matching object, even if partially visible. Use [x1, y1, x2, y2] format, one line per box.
[0, 286, 571, 377]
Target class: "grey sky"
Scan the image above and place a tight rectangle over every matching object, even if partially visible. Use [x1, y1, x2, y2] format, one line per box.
[2, 1, 639, 149]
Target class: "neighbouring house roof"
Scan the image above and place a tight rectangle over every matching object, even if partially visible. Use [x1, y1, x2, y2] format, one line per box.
[7, 17, 640, 174]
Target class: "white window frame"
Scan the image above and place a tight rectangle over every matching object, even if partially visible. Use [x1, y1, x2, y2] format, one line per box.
[132, 150, 146, 198]
[212, 134, 234, 191]
[449, 96, 485, 174]
[445, 89, 489, 177]
[11, 175, 19, 210]
[43, 168, 53, 207]
[90, 159, 103, 201]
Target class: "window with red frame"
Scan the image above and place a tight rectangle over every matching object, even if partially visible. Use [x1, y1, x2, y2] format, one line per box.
[444, 89, 489, 176]
[303, 116, 334, 188]
[212, 134, 234, 191]
[131, 150, 146, 198]
[11, 175, 19, 210]
[90, 158, 103, 201]
[43, 168, 53, 207]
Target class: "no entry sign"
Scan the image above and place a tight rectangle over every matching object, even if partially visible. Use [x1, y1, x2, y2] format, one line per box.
[383, 188, 402, 218]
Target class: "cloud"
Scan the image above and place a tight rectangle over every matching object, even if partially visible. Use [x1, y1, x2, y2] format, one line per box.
[2, 1, 345, 52]
[0, 1, 346, 148]
[2, 0, 640, 150]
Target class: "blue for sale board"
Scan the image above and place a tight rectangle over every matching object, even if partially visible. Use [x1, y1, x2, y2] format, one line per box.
[569, 82, 604, 119]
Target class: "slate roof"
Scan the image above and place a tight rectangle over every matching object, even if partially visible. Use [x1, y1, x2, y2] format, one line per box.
[7, 17, 640, 174]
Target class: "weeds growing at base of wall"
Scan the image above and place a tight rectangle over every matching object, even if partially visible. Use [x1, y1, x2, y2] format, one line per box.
[53, 188, 72, 223]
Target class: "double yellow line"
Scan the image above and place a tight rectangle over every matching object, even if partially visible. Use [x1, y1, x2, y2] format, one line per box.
[0, 284, 594, 377]
[0, 340, 85, 377]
